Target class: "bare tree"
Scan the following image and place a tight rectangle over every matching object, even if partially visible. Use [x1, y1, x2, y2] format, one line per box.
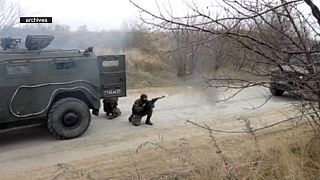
[0, 0, 21, 35]
[170, 23, 202, 76]
[304, 0, 320, 26]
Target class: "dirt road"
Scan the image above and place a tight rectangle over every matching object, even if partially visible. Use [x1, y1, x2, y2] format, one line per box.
[0, 86, 298, 178]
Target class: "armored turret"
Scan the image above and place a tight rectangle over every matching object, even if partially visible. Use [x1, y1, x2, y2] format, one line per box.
[25, 35, 54, 50]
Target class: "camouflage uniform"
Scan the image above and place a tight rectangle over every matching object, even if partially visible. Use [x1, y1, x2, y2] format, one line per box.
[103, 97, 121, 119]
[129, 94, 153, 125]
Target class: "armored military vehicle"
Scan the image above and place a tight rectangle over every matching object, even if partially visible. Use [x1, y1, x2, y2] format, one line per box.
[270, 53, 319, 98]
[0, 35, 126, 139]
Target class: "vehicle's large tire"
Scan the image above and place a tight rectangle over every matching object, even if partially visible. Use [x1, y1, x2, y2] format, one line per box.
[48, 98, 91, 139]
[270, 86, 285, 96]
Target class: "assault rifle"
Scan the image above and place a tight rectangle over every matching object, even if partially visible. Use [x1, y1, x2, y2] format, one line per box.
[144, 96, 166, 109]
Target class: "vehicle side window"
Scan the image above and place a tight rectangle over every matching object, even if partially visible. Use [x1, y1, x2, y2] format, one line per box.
[6, 63, 33, 76]
[102, 60, 119, 67]
[54, 61, 76, 70]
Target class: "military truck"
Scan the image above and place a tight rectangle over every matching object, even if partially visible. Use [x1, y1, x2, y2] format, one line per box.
[0, 35, 126, 139]
[269, 53, 319, 98]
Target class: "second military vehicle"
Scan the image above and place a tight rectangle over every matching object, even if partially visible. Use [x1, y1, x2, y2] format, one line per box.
[270, 52, 319, 99]
[0, 35, 126, 139]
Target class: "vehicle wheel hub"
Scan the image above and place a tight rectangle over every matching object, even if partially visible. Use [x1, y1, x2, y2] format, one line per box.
[62, 112, 79, 128]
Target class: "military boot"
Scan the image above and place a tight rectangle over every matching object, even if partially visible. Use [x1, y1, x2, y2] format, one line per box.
[145, 116, 153, 125]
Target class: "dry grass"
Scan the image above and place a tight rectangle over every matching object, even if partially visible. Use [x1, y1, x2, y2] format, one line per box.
[96, 48, 169, 73]
[125, 48, 169, 73]
[256, 130, 320, 180]
[116, 125, 320, 180]
[96, 48, 181, 88]
[188, 126, 320, 180]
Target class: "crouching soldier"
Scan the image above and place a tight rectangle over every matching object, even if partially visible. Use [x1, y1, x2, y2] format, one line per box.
[129, 94, 166, 126]
[129, 94, 153, 126]
[103, 97, 121, 119]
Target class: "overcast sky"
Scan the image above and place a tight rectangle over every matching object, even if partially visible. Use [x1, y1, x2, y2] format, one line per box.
[10, 0, 320, 31]
[11, 0, 193, 31]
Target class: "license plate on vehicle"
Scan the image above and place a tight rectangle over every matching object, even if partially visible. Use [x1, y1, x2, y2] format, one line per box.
[104, 89, 121, 96]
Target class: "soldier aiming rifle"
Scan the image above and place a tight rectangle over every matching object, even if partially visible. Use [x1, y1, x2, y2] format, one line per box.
[129, 94, 166, 126]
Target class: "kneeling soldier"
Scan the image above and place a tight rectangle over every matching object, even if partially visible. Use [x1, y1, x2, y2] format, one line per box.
[129, 94, 166, 126]
[129, 94, 153, 125]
